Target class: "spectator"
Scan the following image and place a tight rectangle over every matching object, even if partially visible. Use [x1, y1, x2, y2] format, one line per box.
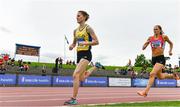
[120, 69, 127, 75]
[19, 65, 24, 72]
[18, 59, 23, 67]
[139, 70, 147, 78]
[0, 56, 5, 72]
[55, 57, 59, 63]
[1, 54, 9, 71]
[164, 64, 173, 74]
[7, 58, 11, 65]
[114, 68, 120, 75]
[55, 57, 59, 70]
[144, 72, 150, 79]
[66, 60, 69, 65]
[131, 70, 136, 79]
[23, 62, 29, 71]
[69, 60, 72, 65]
[42, 64, 46, 76]
[59, 57, 63, 68]
[72, 61, 76, 65]
[139, 71, 143, 78]
[3, 54, 9, 65]
[127, 59, 133, 71]
[53, 57, 59, 74]
[10, 58, 15, 66]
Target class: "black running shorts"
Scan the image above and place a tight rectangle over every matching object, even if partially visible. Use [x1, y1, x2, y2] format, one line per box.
[77, 50, 92, 63]
[152, 55, 166, 66]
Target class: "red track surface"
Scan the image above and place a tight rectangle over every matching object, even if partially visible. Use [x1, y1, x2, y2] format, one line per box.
[0, 87, 180, 106]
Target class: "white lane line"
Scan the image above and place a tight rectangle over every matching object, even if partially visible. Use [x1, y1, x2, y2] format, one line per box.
[0, 95, 164, 103]
[0, 91, 138, 95]
[0, 93, 180, 98]
[0, 93, 137, 98]
[1, 92, 180, 98]
[1, 90, 180, 95]
[0, 96, 141, 103]
[1, 95, 180, 103]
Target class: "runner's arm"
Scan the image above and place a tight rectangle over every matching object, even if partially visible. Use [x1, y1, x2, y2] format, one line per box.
[69, 30, 77, 50]
[164, 35, 173, 55]
[142, 37, 150, 50]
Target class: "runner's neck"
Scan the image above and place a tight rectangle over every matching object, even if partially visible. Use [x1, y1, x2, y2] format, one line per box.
[79, 23, 86, 31]
[154, 34, 161, 38]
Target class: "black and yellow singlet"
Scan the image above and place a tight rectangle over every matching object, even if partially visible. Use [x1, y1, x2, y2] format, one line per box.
[75, 24, 92, 52]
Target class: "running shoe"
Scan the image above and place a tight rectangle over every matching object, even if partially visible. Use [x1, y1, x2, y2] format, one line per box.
[95, 62, 105, 69]
[64, 97, 77, 105]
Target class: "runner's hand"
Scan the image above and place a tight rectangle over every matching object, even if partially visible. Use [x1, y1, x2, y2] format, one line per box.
[169, 51, 173, 56]
[69, 44, 75, 50]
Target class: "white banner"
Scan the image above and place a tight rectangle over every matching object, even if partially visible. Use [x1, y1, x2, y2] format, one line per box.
[109, 78, 131, 87]
[177, 80, 180, 87]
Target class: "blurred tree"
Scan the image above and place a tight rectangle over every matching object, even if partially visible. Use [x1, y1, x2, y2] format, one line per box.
[134, 54, 152, 68]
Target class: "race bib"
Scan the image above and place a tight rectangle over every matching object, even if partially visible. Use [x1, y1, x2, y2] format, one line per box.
[151, 40, 161, 48]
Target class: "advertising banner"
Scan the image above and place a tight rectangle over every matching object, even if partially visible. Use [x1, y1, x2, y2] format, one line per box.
[0, 74, 16, 85]
[82, 77, 107, 87]
[109, 78, 131, 86]
[18, 75, 51, 85]
[53, 76, 73, 86]
[177, 80, 180, 87]
[132, 78, 149, 87]
[155, 79, 176, 87]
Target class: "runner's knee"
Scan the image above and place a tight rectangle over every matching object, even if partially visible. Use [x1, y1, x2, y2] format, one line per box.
[157, 75, 164, 79]
[79, 76, 85, 81]
[150, 72, 156, 77]
[157, 73, 164, 80]
[73, 72, 80, 79]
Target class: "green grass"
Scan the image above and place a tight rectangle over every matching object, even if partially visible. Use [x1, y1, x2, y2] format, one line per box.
[30, 62, 76, 69]
[80, 101, 180, 107]
[99, 101, 180, 106]
[28, 62, 146, 72]
[15, 61, 180, 73]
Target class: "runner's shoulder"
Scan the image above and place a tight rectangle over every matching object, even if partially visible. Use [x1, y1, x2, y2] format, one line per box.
[162, 35, 169, 40]
[86, 25, 92, 31]
[86, 25, 95, 34]
[147, 35, 153, 40]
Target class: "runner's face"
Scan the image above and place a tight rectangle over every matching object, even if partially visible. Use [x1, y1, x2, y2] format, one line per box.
[77, 12, 85, 24]
[154, 26, 161, 35]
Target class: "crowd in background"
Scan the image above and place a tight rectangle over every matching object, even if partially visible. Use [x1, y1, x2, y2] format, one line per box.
[0, 54, 9, 71]
[66, 60, 76, 66]
[0, 53, 30, 73]
[114, 59, 179, 79]
[17, 59, 30, 72]
[1, 53, 179, 78]
[55, 57, 76, 69]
